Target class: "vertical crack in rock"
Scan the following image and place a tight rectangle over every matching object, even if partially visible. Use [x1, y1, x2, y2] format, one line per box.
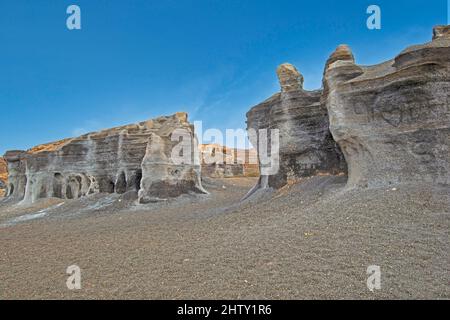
[323, 26, 450, 188]
[3, 113, 207, 204]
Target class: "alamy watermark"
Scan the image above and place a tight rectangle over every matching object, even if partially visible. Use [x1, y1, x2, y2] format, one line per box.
[366, 265, 381, 292]
[66, 5, 81, 30]
[169, 121, 280, 176]
[367, 5, 381, 30]
[66, 264, 81, 290]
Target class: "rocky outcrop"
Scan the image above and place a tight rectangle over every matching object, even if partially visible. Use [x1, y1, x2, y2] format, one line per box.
[433, 25, 450, 40]
[0, 157, 7, 197]
[199, 144, 259, 178]
[246, 26, 449, 196]
[323, 26, 450, 188]
[246, 63, 346, 194]
[4, 113, 206, 204]
[138, 129, 207, 203]
[3, 151, 27, 200]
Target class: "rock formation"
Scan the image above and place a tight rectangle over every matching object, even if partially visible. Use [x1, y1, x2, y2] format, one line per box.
[199, 144, 259, 178]
[0, 157, 7, 197]
[246, 26, 449, 195]
[323, 26, 450, 188]
[245, 63, 346, 194]
[3, 113, 207, 204]
[3, 151, 27, 200]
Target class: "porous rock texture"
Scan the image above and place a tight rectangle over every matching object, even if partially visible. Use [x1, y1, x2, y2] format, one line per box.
[3, 113, 206, 204]
[245, 63, 346, 194]
[199, 144, 259, 178]
[323, 26, 450, 188]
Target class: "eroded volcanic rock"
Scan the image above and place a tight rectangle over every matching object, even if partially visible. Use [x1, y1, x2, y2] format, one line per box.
[246, 63, 346, 192]
[138, 126, 207, 203]
[3, 113, 206, 204]
[3, 151, 27, 200]
[0, 157, 8, 197]
[323, 26, 450, 187]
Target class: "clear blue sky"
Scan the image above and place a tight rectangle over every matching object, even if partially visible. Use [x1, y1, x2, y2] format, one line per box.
[0, 0, 447, 154]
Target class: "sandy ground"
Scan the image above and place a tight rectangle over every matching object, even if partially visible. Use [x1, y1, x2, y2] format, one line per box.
[0, 176, 448, 299]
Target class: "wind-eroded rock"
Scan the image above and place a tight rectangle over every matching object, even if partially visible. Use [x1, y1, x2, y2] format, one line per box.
[277, 63, 304, 92]
[323, 26, 450, 187]
[4, 113, 206, 204]
[0, 157, 7, 197]
[138, 130, 206, 203]
[246, 63, 346, 192]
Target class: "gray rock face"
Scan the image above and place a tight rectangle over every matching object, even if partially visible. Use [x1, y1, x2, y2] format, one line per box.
[3, 151, 27, 199]
[323, 26, 450, 188]
[138, 130, 206, 203]
[4, 113, 206, 204]
[246, 63, 346, 191]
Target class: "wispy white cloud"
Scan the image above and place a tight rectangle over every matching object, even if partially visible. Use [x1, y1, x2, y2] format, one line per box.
[70, 120, 102, 137]
[71, 128, 88, 136]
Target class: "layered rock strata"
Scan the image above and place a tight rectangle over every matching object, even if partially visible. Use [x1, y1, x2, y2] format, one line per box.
[4, 113, 206, 204]
[323, 26, 450, 187]
[246, 63, 346, 193]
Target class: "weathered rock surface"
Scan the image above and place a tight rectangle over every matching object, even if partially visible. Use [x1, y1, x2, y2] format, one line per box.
[0, 157, 7, 197]
[246, 63, 346, 193]
[138, 126, 207, 203]
[3, 151, 27, 200]
[199, 144, 259, 178]
[4, 113, 206, 204]
[323, 26, 450, 187]
[433, 25, 450, 40]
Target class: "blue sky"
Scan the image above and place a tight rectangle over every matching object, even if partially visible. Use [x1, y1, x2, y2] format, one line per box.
[0, 0, 447, 154]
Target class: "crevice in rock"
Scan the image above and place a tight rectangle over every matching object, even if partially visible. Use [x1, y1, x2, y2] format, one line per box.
[53, 173, 63, 198]
[134, 169, 142, 191]
[115, 171, 127, 194]
[66, 183, 73, 199]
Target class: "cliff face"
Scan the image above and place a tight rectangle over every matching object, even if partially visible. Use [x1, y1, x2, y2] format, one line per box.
[323, 26, 450, 188]
[0, 157, 7, 197]
[246, 63, 347, 191]
[4, 112, 206, 204]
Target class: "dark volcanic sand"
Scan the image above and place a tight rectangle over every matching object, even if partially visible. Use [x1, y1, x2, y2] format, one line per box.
[0, 176, 448, 299]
